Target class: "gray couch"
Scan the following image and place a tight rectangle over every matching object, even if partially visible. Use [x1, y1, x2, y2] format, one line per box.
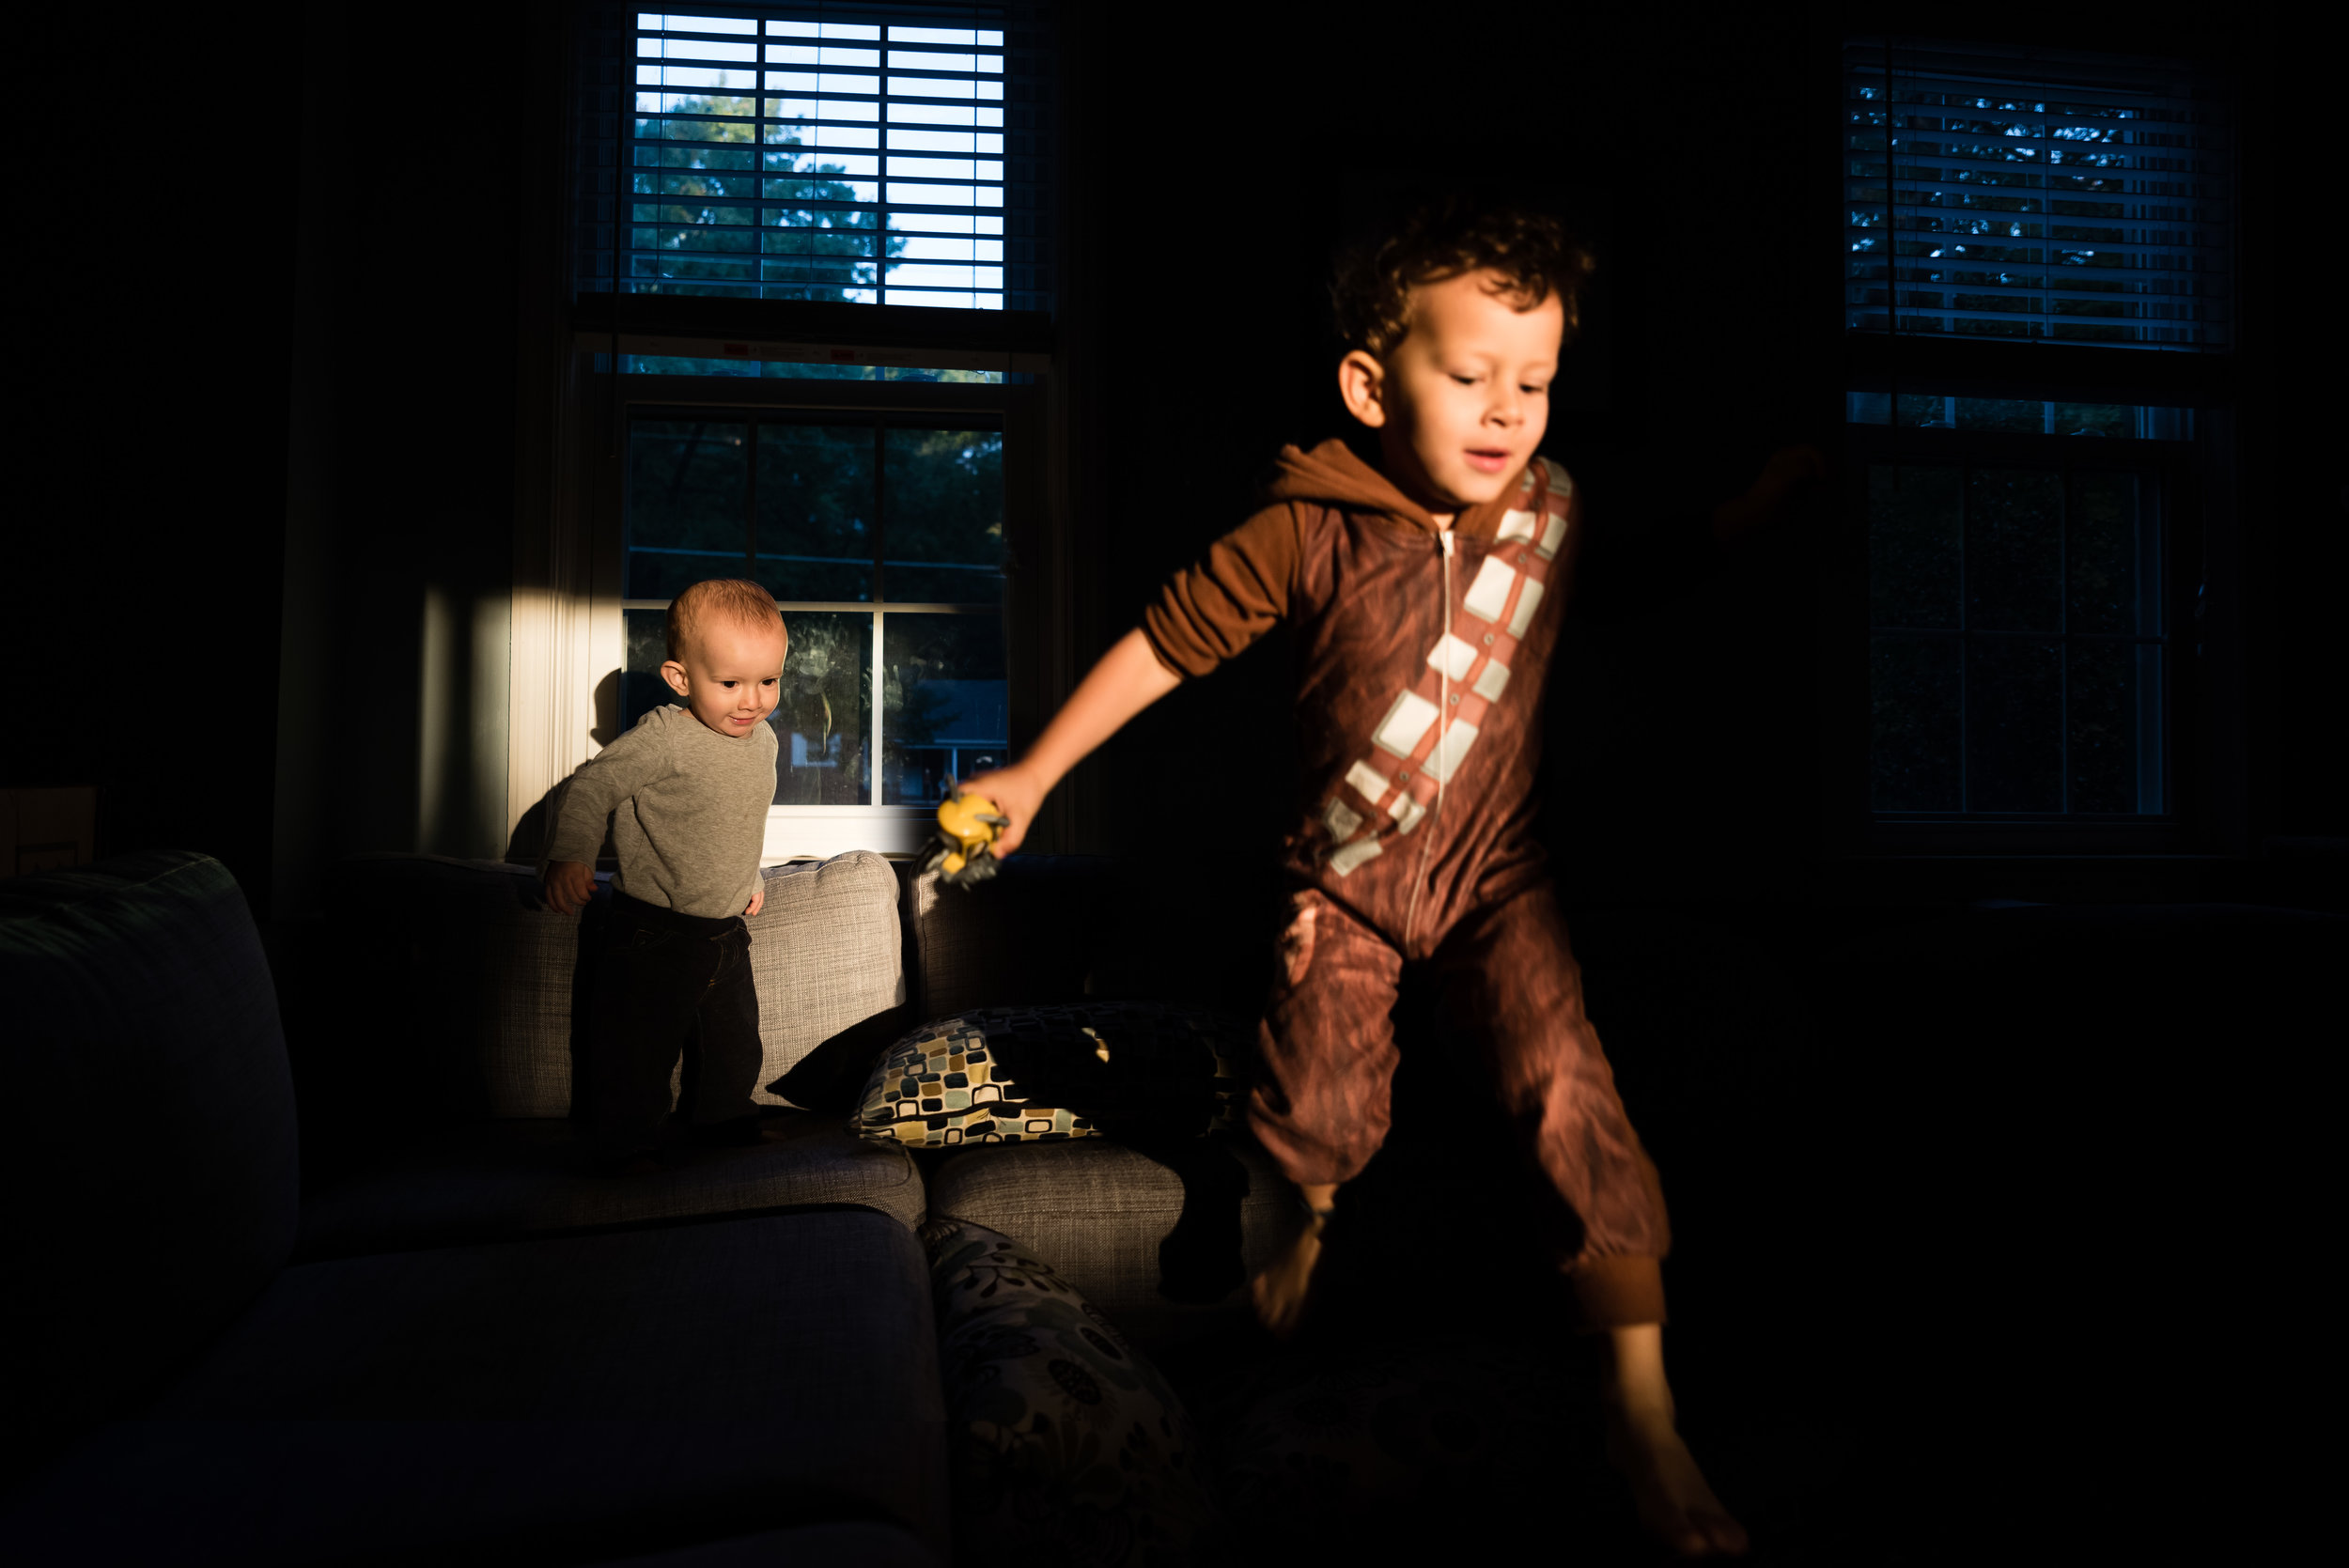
[2, 848, 1296, 1566]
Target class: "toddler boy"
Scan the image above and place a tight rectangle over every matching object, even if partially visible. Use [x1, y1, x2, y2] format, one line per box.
[541, 579, 787, 1173]
[962, 200, 1817, 1557]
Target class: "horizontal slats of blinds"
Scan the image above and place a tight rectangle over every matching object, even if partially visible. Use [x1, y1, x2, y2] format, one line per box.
[1843, 40, 2229, 349]
[575, 4, 1050, 312]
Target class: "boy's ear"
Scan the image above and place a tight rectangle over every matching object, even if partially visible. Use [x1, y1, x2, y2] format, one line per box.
[1337, 349, 1388, 428]
[661, 659, 692, 698]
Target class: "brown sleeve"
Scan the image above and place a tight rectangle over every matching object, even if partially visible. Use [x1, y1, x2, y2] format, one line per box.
[1568, 1253, 1667, 1331]
[1138, 503, 1304, 678]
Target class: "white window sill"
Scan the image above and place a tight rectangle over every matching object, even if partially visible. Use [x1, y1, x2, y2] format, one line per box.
[762, 805, 933, 863]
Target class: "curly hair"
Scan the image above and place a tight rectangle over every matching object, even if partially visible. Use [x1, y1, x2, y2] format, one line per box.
[666, 578, 785, 660]
[1330, 196, 1595, 359]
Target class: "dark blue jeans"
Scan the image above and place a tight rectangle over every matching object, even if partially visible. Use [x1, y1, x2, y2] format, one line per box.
[583, 890, 761, 1159]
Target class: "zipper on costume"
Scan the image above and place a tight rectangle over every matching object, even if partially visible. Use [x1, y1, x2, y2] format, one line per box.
[1405, 528, 1455, 949]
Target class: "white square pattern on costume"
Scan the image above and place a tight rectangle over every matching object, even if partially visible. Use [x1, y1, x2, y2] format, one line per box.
[1507, 577, 1545, 637]
[1497, 508, 1539, 543]
[1373, 689, 1440, 757]
[1321, 796, 1362, 840]
[1425, 720, 1479, 784]
[1329, 835, 1383, 876]
[1472, 660, 1511, 701]
[1346, 760, 1392, 803]
[1426, 634, 1480, 681]
[1461, 556, 1517, 624]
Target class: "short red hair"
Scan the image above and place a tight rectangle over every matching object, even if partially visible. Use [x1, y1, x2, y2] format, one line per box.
[666, 578, 784, 660]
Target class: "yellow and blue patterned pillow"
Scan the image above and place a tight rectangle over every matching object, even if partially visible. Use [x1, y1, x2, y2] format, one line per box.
[851, 1002, 1250, 1149]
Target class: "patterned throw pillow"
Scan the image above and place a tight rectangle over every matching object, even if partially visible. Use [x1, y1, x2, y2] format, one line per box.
[852, 1002, 1250, 1149]
[923, 1218, 1223, 1567]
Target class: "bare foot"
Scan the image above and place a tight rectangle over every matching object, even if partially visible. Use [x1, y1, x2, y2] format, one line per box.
[1605, 1403, 1750, 1558]
[1248, 1223, 1323, 1340]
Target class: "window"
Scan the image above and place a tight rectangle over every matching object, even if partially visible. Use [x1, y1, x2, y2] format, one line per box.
[621, 411, 1007, 849]
[1843, 40, 2229, 349]
[577, 6, 1050, 311]
[529, 4, 1054, 863]
[1842, 40, 2229, 840]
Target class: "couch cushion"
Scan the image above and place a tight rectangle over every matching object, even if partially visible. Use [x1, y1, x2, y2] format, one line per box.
[336, 851, 904, 1120]
[0, 851, 298, 1463]
[3, 1210, 949, 1564]
[897, 857, 1105, 1020]
[925, 1218, 1221, 1567]
[296, 1110, 924, 1259]
[926, 1139, 1301, 1352]
[854, 1002, 1249, 1148]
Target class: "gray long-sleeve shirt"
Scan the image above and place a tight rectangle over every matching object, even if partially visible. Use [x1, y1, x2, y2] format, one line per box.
[542, 704, 777, 918]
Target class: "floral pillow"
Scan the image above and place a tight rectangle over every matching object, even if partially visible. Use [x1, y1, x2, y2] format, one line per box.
[923, 1217, 1223, 1567]
[853, 1002, 1251, 1149]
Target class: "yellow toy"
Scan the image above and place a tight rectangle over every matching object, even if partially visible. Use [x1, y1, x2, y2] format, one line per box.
[916, 787, 1010, 888]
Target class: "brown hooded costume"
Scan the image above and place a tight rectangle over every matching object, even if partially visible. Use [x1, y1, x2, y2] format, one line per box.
[1142, 439, 1671, 1328]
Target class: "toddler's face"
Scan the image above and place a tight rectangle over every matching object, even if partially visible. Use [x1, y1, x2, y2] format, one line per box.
[1346, 269, 1564, 520]
[662, 619, 787, 738]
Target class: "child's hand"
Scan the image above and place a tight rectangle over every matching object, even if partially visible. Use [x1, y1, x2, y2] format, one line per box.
[746, 886, 765, 917]
[543, 860, 596, 915]
[951, 763, 1045, 860]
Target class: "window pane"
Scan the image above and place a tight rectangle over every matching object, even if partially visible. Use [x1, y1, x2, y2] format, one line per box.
[881, 427, 1003, 603]
[1870, 637, 1961, 812]
[881, 613, 1004, 806]
[2067, 471, 2155, 636]
[754, 424, 875, 601]
[2068, 641, 2162, 814]
[1967, 639, 2062, 811]
[1966, 468, 2062, 632]
[1869, 464, 1961, 629]
[628, 420, 747, 597]
[622, 606, 676, 734]
[1952, 397, 2044, 434]
[771, 610, 873, 805]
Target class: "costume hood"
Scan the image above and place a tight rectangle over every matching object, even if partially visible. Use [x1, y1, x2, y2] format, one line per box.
[1265, 438, 1517, 538]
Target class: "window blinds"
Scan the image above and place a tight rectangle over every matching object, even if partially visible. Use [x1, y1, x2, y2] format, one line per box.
[576, 4, 1050, 310]
[1844, 41, 2229, 349]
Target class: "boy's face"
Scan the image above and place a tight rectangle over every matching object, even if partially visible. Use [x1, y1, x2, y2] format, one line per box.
[1339, 269, 1564, 520]
[661, 618, 788, 738]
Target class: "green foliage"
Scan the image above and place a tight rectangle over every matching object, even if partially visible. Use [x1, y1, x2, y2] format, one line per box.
[630, 92, 905, 300]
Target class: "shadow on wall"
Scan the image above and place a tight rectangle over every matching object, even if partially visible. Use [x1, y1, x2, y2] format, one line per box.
[505, 670, 624, 867]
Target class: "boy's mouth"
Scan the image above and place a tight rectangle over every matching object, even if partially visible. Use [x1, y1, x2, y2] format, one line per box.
[1464, 448, 1514, 475]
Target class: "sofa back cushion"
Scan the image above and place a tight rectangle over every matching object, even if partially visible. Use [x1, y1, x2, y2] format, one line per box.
[0, 851, 298, 1459]
[336, 851, 904, 1120]
[896, 855, 1273, 1021]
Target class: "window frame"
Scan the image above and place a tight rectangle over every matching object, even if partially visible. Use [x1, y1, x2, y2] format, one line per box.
[1841, 411, 2207, 854]
[1834, 38, 2238, 858]
[582, 358, 1040, 861]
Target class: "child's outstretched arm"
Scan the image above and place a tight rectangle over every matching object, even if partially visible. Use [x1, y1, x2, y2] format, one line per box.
[956, 627, 1181, 859]
[1604, 1322, 1750, 1557]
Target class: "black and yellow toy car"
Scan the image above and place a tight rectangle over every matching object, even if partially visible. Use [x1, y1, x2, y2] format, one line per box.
[914, 787, 1010, 888]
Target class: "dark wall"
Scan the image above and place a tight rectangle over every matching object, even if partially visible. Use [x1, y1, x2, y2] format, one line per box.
[272, 4, 526, 916]
[15, 9, 303, 910]
[12, 5, 528, 920]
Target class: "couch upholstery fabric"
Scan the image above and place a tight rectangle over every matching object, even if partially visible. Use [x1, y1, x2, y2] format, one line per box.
[0, 851, 299, 1458]
[341, 851, 905, 1118]
[926, 1218, 1221, 1566]
[5, 1211, 949, 1564]
[927, 1138, 1302, 1350]
[297, 1110, 925, 1258]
